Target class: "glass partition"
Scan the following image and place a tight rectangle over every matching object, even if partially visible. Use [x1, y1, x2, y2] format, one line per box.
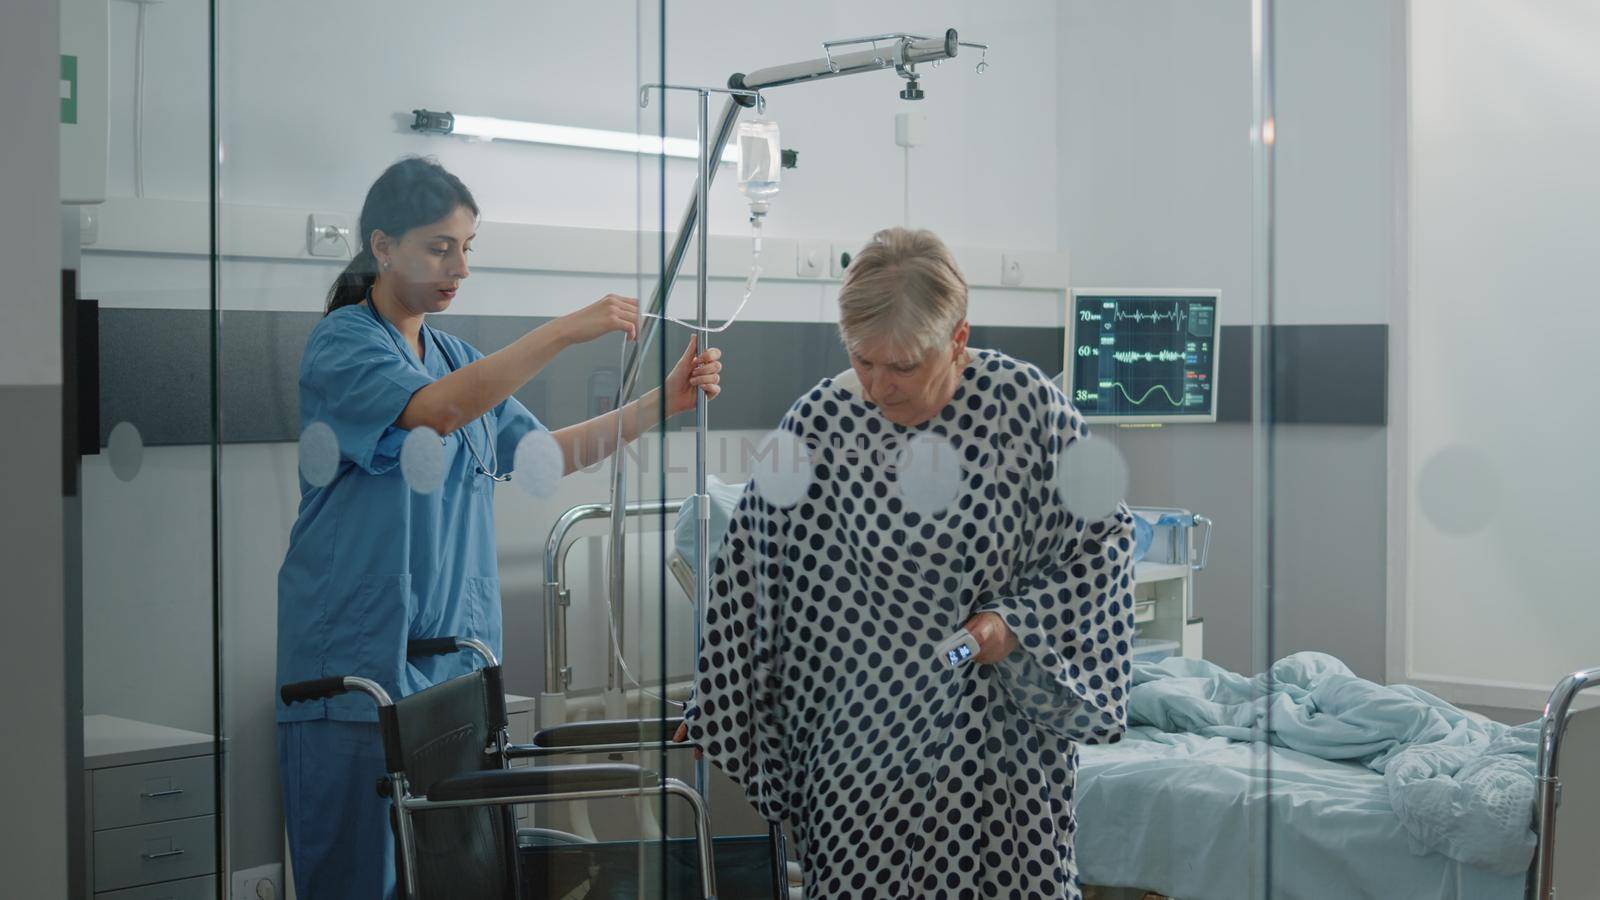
[65, 2, 1600, 898]
[641, 4, 1273, 899]
[1267, 3, 1593, 890]
[213, 1, 682, 897]
[1268, 1, 1600, 898]
[67, 0, 222, 894]
[64, 2, 1299, 898]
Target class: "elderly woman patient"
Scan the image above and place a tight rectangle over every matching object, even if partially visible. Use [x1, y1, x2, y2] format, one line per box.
[679, 227, 1136, 899]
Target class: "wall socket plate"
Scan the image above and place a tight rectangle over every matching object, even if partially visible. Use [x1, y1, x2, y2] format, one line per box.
[306, 213, 353, 258]
[1001, 253, 1024, 286]
[233, 862, 283, 900]
[797, 240, 827, 278]
[78, 205, 99, 246]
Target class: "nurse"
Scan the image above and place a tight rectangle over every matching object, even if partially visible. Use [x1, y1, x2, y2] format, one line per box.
[276, 156, 723, 899]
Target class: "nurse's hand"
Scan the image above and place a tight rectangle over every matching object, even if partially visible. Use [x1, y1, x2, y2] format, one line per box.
[664, 336, 723, 416]
[963, 611, 1019, 664]
[558, 294, 640, 344]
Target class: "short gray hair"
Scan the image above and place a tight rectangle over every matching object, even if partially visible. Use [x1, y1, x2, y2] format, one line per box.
[836, 227, 968, 360]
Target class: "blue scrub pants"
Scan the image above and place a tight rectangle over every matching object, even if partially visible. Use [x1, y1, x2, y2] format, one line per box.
[279, 720, 397, 900]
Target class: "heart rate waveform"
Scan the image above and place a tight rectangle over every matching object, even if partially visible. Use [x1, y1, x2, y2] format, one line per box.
[1069, 293, 1220, 421]
[1114, 307, 1186, 329]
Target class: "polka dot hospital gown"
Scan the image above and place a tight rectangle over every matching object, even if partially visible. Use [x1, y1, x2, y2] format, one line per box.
[686, 349, 1136, 900]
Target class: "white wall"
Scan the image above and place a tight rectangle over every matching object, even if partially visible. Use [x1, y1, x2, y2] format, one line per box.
[1058, 0, 1255, 324]
[0, 0, 69, 895]
[114, 0, 1059, 251]
[1059, 0, 1397, 328]
[1404, 0, 1600, 702]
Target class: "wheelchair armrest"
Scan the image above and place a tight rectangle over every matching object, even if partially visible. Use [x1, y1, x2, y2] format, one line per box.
[531, 717, 685, 749]
[426, 764, 659, 802]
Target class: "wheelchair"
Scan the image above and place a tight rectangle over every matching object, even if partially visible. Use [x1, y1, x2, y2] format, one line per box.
[280, 637, 787, 900]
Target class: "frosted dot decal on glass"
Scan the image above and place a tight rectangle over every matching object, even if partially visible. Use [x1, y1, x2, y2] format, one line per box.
[400, 426, 446, 495]
[513, 429, 564, 499]
[896, 433, 961, 517]
[107, 421, 144, 483]
[749, 430, 812, 508]
[1417, 445, 1498, 536]
[298, 422, 340, 487]
[1055, 435, 1129, 521]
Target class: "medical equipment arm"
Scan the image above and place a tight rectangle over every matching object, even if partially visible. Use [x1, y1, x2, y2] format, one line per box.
[737, 30, 957, 91]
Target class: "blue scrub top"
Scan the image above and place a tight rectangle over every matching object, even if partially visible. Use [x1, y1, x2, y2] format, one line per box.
[277, 303, 543, 722]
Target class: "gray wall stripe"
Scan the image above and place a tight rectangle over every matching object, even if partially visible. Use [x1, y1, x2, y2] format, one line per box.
[94, 309, 1385, 446]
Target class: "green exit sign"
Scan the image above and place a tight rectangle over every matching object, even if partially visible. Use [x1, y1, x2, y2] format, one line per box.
[61, 54, 78, 124]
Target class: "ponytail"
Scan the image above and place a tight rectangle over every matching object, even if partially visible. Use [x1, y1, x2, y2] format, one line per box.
[325, 247, 379, 315]
[324, 156, 480, 316]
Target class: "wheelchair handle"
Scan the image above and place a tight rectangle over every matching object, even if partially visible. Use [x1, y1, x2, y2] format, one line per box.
[406, 636, 500, 668]
[280, 676, 394, 708]
[278, 676, 405, 774]
[406, 638, 462, 658]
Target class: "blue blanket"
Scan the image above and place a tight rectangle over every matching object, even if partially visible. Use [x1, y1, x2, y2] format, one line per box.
[1126, 653, 1540, 874]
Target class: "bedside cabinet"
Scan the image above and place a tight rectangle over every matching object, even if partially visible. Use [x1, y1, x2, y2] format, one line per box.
[85, 715, 219, 899]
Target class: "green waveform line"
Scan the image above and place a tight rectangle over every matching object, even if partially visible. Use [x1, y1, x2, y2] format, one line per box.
[1114, 307, 1185, 327]
[1111, 349, 1185, 364]
[1105, 381, 1186, 407]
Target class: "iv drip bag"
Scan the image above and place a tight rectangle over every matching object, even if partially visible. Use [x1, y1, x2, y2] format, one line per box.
[736, 119, 781, 218]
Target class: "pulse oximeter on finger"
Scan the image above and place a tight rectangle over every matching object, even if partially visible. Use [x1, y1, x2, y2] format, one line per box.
[934, 629, 981, 668]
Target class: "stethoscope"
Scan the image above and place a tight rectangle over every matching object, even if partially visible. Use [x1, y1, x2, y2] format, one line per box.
[366, 292, 510, 483]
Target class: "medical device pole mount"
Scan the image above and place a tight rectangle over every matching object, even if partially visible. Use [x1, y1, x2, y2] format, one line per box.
[609, 26, 986, 805]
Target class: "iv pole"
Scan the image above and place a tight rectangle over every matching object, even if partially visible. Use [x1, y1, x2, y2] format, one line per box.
[635, 81, 760, 814]
[604, 25, 985, 826]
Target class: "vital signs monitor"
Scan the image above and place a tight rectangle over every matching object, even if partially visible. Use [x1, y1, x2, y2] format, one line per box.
[1066, 289, 1222, 424]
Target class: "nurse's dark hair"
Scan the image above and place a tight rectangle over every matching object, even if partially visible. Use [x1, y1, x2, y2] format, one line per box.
[324, 156, 479, 315]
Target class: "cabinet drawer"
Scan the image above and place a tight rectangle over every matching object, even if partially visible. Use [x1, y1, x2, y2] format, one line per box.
[96, 874, 216, 900]
[93, 756, 215, 829]
[93, 815, 215, 893]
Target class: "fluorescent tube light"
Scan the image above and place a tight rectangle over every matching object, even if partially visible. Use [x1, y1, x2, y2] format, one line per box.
[411, 109, 736, 163]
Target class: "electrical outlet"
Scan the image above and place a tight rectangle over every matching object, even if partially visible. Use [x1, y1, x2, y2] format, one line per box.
[796, 240, 827, 278]
[306, 213, 354, 258]
[233, 862, 283, 900]
[829, 242, 853, 278]
[1001, 253, 1024, 286]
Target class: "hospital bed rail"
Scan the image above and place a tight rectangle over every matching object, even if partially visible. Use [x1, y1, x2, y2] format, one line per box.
[539, 500, 792, 898]
[1528, 664, 1600, 900]
[544, 498, 686, 697]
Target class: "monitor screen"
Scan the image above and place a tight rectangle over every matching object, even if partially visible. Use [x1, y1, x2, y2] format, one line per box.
[1067, 290, 1221, 424]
